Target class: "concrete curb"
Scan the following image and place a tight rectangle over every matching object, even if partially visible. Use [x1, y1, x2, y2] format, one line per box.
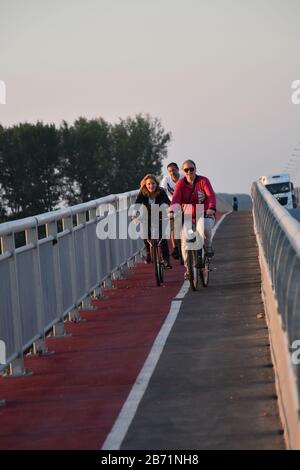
[255, 221, 300, 449]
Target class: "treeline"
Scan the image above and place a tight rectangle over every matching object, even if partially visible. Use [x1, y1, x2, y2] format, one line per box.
[0, 114, 171, 222]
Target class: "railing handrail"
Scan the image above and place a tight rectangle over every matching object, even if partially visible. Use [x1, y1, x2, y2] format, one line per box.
[0, 190, 140, 236]
[0, 188, 143, 375]
[255, 181, 300, 254]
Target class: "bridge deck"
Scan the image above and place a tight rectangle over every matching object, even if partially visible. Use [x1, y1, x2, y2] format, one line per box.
[121, 212, 285, 450]
[0, 212, 285, 449]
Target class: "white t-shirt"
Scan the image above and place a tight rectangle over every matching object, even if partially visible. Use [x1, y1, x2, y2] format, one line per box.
[160, 175, 181, 201]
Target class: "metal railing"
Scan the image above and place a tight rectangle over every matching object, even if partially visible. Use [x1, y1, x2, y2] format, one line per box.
[0, 190, 143, 375]
[252, 181, 300, 386]
[295, 187, 300, 206]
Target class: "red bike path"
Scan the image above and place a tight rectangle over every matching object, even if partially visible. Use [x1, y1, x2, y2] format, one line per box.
[0, 241, 187, 449]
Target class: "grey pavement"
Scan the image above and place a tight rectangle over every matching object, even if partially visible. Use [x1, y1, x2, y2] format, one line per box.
[289, 207, 300, 222]
[121, 212, 285, 450]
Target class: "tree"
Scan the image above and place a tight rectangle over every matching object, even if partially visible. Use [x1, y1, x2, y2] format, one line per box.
[60, 117, 112, 204]
[0, 114, 172, 221]
[0, 122, 61, 219]
[109, 114, 171, 194]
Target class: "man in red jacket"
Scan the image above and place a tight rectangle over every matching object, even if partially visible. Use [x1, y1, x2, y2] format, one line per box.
[170, 159, 216, 277]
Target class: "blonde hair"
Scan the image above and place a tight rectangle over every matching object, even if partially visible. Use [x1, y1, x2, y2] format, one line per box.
[182, 159, 196, 169]
[139, 174, 160, 197]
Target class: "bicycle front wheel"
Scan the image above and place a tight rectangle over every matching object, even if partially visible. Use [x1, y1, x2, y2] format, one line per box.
[152, 241, 163, 286]
[200, 253, 210, 287]
[176, 239, 184, 265]
[187, 250, 199, 291]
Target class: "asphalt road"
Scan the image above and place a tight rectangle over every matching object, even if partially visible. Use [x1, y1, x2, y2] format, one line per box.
[289, 207, 300, 222]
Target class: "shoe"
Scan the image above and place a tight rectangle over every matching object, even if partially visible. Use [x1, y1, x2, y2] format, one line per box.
[163, 258, 172, 269]
[205, 246, 214, 258]
[171, 247, 179, 260]
[184, 270, 189, 280]
[144, 253, 151, 264]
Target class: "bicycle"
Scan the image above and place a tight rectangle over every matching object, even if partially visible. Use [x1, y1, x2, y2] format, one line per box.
[134, 211, 170, 287]
[147, 238, 165, 286]
[185, 218, 211, 291]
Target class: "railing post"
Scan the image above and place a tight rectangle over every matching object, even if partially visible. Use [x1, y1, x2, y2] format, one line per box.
[25, 222, 53, 355]
[77, 210, 95, 312]
[46, 220, 69, 337]
[62, 214, 80, 322]
[100, 200, 115, 291]
[94, 206, 103, 291]
[1, 233, 29, 376]
[103, 276, 112, 289]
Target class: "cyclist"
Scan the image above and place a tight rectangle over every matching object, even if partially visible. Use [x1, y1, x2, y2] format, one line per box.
[134, 174, 172, 268]
[232, 196, 238, 211]
[169, 159, 216, 278]
[161, 162, 181, 259]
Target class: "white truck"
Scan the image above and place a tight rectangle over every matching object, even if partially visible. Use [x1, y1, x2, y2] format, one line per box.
[259, 173, 297, 209]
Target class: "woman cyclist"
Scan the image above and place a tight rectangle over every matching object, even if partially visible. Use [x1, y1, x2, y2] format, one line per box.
[170, 159, 216, 278]
[135, 174, 172, 268]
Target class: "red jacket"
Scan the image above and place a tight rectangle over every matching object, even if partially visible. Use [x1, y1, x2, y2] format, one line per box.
[171, 175, 216, 214]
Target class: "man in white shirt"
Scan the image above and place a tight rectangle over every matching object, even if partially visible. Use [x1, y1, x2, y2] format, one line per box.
[160, 162, 181, 259]
[160, 162, 181, 201]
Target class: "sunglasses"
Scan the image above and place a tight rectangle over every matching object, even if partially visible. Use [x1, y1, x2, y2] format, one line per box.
[183, 167, 195, 173]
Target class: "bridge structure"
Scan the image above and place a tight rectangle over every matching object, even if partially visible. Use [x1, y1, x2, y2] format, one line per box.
[0, 183, 299, 450]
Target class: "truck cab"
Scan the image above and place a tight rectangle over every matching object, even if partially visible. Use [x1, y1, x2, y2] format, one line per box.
[259, 173, 296, 209]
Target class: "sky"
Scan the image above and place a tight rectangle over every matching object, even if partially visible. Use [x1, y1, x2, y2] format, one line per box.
[1, 0, 300, 193]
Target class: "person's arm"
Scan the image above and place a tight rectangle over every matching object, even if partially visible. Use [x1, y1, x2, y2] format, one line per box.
[202, 178, 217, 213]
[132, 191, 145, 219]
[169, 180, 183, 217]
[135, 191, 143, 205]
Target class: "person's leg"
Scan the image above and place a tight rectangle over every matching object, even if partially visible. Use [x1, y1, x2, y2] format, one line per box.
[203, 216, 215, 256]
[181, 225, 191, 279]
[181, 225, 188, 267]
[144, 239, 151, 263]
[170, 218, 176, 249]
[161, 239, 172, 268]
[170, 217, 179, 258]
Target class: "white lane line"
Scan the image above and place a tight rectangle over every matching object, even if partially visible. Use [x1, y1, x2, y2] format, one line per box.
[212, 212, 228, 237]
[101, 211, 230, 450]
[101, 296, 184, 450]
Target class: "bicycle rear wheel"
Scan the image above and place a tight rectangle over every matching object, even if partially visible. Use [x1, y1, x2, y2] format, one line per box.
[152, 241, 164, 286]
[157, 242, 165, 284]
